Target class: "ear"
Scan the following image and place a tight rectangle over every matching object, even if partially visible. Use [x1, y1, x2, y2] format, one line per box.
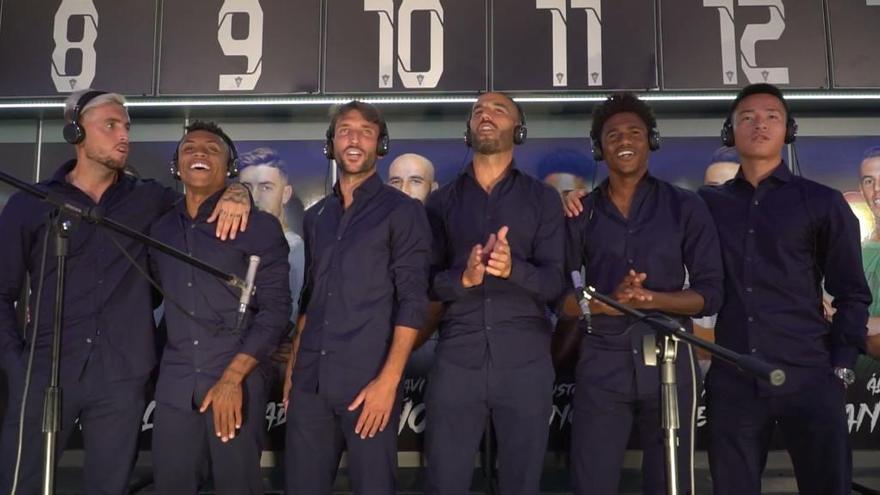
[282, 184, 293, 205]
[431, 181, 439, 192]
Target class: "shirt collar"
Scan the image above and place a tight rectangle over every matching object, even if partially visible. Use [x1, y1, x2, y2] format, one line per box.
[48, 159, 126, 186]
[461, 159, 520, 182]
[733, 160, 792, 186]
[332, 170, 383, 203]
[177, 187, 227, 222]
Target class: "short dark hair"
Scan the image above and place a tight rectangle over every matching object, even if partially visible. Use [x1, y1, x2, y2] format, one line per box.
[729, 83, 790, 119]
[239, 147, 289, 180]
[183, 120, 236, 157]
[590, 92, 657, 141]
[328, 100, 388, 138]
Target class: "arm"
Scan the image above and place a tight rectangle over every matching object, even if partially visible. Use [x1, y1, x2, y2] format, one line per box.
[426, 191, 473, 302]
[822, 193, 872, 369]
[207, 183, 254, 240]
[0, 194, 30, 372]
[348, 200, 431, 439]
[628, 194, 724, 317]
[503, 187, 565, 302]
[200, 219, 292, 440]
[283, 314, 306, 411]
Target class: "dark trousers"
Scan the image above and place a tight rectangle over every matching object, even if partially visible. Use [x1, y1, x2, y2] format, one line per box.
[424, 356, 555, 495]
[284, 382, 401, 495]
[570, 361, 697, 495]
[0, 350, 146, 495]
[707, 369, 851, 495]
[152, 368, 268, 495]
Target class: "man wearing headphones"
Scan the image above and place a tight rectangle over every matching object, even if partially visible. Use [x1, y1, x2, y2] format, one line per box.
[283, 101, 430, 493]
[149, 121, 291, 494]
[559, 93, 723, 494]
[0, 91, 251, 493]
[421, 92, 564, 495]
[699, 83, 870, 495]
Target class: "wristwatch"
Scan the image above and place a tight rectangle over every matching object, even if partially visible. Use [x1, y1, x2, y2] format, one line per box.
[833, 367, 856, 387]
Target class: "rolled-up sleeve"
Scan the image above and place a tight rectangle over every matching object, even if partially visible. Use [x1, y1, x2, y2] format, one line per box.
[682, 192, 724, 317]
[390, 199, 431, 331]
[822, 192, 871, 369]
[239, 219, 292, 362]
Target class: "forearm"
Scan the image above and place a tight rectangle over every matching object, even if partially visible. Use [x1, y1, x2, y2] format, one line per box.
[868, 316, 880, 337]
[221, 353, 259, 385]
[413, 302, 443, 350]
[287, 314, 306, 374]
[377, 325, 418, 383]
[642, 289, 705, 316]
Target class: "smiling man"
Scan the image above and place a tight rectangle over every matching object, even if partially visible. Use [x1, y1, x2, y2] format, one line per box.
[558, 93, 723, 495]
[0, 91, 251, 494]
[149, 121, 291, 494]
[422, 92, 564, 495]
[283, 101, 430, 494]
[699, 84, 870, 495]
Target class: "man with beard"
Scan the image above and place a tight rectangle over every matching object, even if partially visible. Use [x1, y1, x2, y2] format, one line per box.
[283, 101, 430, 493]
[559, 93, 723, 495]
[149, 122, 290, 494]
[0, 90, 251, 494]
[700, 84, 870, 495]
[421, 92, 564, 495]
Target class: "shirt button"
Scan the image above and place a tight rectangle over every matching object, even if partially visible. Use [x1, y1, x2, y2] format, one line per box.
[627, 259, 634, 264]
[336, 236, 342, 241]
[193, 340, 199, 346]
[485, 298, 491, 303]
[751, 348, 757, 353]
[189, 310, 195, 316]
[195, 368, 201, 373]
[320, 350, 327, 356]
[632, 349, 638, 354]
[745, 287, 753, 293]
[747, 316, 754, 322]
[97, 279, 103, 285]
[748, 228, 755, 234]
[187, 282, 193, 287]
[323, 320, 329, 325]
[627, 229, 634, 235]
[753, 200, 760, 206]
[486, 325, 492, 331]
[190, 224, 196, 229]
[86, 338, 92, 344]
[327, 291, 333, 297]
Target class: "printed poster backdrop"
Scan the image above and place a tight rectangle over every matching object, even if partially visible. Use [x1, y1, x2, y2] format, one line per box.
[2, 137, 878, 452]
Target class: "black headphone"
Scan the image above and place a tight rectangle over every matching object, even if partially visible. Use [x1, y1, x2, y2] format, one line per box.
[323, 120, 390, 160]
[464, 99, 528, 147]
[170, 126, 240, 180]
[63, 90, 108, 145]
[720, 114, 798, 146]
[590, 124, 661, 162]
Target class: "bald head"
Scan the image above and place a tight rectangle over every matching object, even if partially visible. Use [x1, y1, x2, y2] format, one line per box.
[704, 161, 739, 186]
[388, 153, 437, 203]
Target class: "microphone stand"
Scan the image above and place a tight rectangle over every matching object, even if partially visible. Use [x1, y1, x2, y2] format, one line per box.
[0, 170, 249, 495]
[580, 286, 785, 495]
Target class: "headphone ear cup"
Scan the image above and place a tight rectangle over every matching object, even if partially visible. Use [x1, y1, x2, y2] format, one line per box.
[648, 128, 661, 152]
[169, 152, 181, 181]
[720, 118, 735, 147]
[591, 138, 603, 162]
[377, 134, 390, 157]
[63, 123, 84, 145]
[227, 156, 240, 178]
[324, 127, 335, 160]
[513, 124, 527, 146]
[463, 120, 472, 147]
[785, 118, 798, 144]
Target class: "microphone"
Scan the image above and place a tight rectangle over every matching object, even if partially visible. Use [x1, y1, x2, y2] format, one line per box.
[570, 271, 591, 318]
[236, 255, 260, 331]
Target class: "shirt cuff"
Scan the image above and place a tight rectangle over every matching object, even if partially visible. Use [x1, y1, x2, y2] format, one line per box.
[395, 305, 427, 331]
[831, 344, 859, 370]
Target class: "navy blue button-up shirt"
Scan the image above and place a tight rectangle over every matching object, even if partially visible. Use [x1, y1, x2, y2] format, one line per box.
[294, 173, 430, 395]
[149, 189, 291, 409]
[426, 162, 564, 369]
[0, 160, 177, 382]
[565, 174, 724, 394]
[699, 163, 871, 395]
